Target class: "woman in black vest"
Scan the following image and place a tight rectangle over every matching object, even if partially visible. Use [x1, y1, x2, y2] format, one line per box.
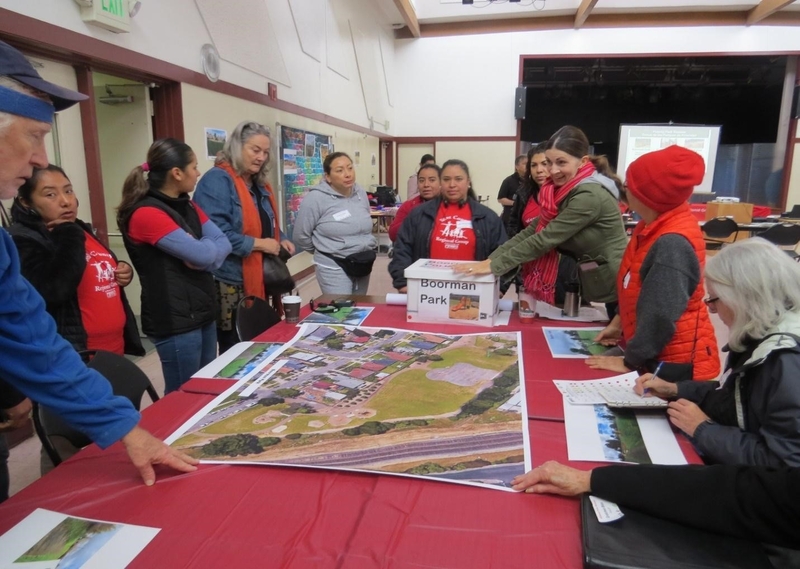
[117, 139, 231, 393]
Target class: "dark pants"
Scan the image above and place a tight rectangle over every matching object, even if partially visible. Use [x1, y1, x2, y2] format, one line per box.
[0, 434, 9, 503]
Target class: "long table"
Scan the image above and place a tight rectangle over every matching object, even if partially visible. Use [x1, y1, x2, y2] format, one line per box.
[0, 300, 701, 568]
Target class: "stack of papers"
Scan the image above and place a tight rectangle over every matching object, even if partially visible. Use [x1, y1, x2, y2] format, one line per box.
[554, 372, 668, 408]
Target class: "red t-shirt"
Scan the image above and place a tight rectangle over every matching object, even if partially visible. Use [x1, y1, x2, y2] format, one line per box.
[522, 198, 541, 229]
[429, 201, 477, 261]
[77, 233, 127, 354]
[127, 205, 210, 245]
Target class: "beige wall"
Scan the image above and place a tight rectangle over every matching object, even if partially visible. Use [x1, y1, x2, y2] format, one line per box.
[396, 143, 434, 201]
[181, 82, 380, 273]
[435, 141, 517, 216]
[786, 138, 800, 210]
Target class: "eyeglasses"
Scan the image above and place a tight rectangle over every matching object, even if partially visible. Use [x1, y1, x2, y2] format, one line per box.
[703, 297, 719, 306]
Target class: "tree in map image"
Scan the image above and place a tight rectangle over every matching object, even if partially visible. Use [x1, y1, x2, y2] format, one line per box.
[16, 517, 119, 563]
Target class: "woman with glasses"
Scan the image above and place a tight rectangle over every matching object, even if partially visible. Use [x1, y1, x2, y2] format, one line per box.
[634, 237, 800, 467]
[193, 121, 295, 353]
[585, 146, 720, 383]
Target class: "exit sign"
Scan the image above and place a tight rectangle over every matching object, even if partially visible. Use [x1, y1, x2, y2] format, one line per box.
[80, 0, 131, 33]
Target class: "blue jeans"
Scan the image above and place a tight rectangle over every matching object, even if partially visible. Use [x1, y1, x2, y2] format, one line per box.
[151, 321, 217, 394]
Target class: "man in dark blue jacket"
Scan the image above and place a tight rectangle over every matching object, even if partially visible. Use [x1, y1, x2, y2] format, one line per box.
[0, 40, 197, 494]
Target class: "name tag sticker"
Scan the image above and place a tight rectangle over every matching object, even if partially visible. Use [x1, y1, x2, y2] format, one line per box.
[333, 210, 352, 222]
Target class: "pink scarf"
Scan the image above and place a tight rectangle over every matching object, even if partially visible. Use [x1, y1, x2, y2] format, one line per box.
[522, 161, 596, 303]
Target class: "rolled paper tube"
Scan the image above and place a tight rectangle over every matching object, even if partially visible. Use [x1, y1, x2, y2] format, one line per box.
[386, 293, 408, 306]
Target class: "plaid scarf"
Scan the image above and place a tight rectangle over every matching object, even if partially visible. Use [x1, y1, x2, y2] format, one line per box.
[523, 161, 596, 303]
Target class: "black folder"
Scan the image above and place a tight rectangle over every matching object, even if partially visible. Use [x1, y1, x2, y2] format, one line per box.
[580, 494, 774, 569]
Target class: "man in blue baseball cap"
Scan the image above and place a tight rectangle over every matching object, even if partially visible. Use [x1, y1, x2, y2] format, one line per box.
[0, 40, 198, 493]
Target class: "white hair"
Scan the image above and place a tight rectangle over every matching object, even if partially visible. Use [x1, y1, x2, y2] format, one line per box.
[705, 237, 800, 350]
[0, 76, 49, 135]
[219, 120, 271, 186]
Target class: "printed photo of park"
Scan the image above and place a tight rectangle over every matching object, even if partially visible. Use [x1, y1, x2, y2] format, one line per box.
[169, 325, 528, 491]
[543, 327, 607, 358]
[213, 343, 284, 380]
[593, 405, 653, 464]
[14, 517, 120, 568]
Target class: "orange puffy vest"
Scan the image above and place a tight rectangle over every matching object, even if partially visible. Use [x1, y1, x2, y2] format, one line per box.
[618, 203, 720, 380]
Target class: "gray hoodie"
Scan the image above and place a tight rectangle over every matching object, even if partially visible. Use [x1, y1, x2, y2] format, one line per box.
[292, 180, 377, 257]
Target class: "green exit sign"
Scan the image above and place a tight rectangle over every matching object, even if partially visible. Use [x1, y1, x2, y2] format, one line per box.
[80, 0, 131, 33]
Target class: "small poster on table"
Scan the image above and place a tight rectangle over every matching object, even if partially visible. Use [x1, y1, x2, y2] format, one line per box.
[0, 509, 158, 569]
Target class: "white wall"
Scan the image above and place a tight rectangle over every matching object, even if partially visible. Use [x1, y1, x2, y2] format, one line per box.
[2, 0, 395, 134]
[394, 26, 800, 137]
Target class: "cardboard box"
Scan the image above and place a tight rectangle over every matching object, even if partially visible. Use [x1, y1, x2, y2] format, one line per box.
[405, 259, 498, 327]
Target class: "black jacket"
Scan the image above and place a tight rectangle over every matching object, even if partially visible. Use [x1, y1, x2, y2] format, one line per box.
[388, 197, 507, 290]
[8, 205, 144, 356]
[121, 191, 217, 337]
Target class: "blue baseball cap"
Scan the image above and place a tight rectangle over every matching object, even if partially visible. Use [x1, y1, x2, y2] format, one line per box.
[0, 40, 87, 111]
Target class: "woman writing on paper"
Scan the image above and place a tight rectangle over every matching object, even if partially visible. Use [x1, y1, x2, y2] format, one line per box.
[453, 126, 627, 318]
[193, 121, 294, 353]
[584, 146, 720, 382]
[292, 151, 376, 295]
[636, 238, 800, 467]
[388, 159, 507, 293]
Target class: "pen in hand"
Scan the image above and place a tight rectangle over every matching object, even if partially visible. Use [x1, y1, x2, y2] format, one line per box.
[643, 361, 663, 396]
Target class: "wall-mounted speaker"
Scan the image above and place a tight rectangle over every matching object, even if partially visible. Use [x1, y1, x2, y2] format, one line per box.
[514, 86, 527, 120]
[793, 84, 800, 119]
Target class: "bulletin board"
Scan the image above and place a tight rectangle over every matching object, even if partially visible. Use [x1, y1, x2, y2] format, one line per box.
[279, 125, 333, 239]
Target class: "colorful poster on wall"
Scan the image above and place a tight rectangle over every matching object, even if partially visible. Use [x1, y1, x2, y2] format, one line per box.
[280, 125, 333, 238]
[204, 127, 227, 160]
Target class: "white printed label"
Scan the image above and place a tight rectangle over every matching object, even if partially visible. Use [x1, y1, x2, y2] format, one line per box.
[589, 495, 625, 523]
[333, 210, 352, 221]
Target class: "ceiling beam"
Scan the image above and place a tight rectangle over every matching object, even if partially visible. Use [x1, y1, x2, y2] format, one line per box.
[393, 0, 420, 38]
[575, 0, 600, 29]
[746, 0, 797, 25]
[399, 10, 800, 39]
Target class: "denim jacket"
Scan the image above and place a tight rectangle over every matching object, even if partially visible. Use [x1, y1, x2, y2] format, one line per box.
[193, 167, 287, 285]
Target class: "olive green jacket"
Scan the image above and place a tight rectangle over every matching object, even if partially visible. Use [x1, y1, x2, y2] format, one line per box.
[488, 175, 627, 303]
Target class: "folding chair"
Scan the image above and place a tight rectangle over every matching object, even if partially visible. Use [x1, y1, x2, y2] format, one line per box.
[235, 295, 282, 342]
[33, 350, 160, 468]
[758, 223, 800, 261]
[702, 217, 739, 251]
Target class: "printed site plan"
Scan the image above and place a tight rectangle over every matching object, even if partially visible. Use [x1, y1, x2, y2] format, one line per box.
[168, 325, 530, 491]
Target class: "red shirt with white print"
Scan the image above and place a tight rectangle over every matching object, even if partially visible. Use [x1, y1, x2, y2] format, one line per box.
[429, 201, 477, 261]
[522, 198, 541, 229]
[77, 233, 126, 354]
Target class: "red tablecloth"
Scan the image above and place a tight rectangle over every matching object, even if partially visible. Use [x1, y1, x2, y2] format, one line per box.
[0, 392, 595, 568]
[0, 303, 699, 568]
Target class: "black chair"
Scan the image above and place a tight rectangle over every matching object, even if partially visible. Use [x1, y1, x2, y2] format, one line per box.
[781, 204, 800, 219]
[702, 217, 739, 250]
[32, 350, 160, 468]
[235, 295, 282, 342]
[758, 223, 800, 261]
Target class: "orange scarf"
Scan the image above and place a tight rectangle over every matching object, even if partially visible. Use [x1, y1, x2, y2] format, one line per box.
[216, 161, 281, 300]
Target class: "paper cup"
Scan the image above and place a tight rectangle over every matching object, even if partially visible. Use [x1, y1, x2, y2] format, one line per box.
[283, 295, 302, 323]
[518, 290, 536, 323]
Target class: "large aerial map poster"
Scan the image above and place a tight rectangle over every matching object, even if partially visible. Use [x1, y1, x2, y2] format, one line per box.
[280, 125, 333, 238]
[167, 325, 530, 491]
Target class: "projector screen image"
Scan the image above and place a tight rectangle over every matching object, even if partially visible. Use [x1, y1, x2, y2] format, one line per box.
[617, 125, 721, 194]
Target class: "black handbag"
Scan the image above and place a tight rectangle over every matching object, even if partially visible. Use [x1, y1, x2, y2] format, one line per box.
[263, 246, 295, 294]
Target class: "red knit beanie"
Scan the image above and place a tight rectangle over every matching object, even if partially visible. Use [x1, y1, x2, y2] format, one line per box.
[625, 145, 705, 213]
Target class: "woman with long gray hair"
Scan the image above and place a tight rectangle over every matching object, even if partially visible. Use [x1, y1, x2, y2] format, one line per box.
[193, 120, 294, 353]
[636, 238, 800, 467]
